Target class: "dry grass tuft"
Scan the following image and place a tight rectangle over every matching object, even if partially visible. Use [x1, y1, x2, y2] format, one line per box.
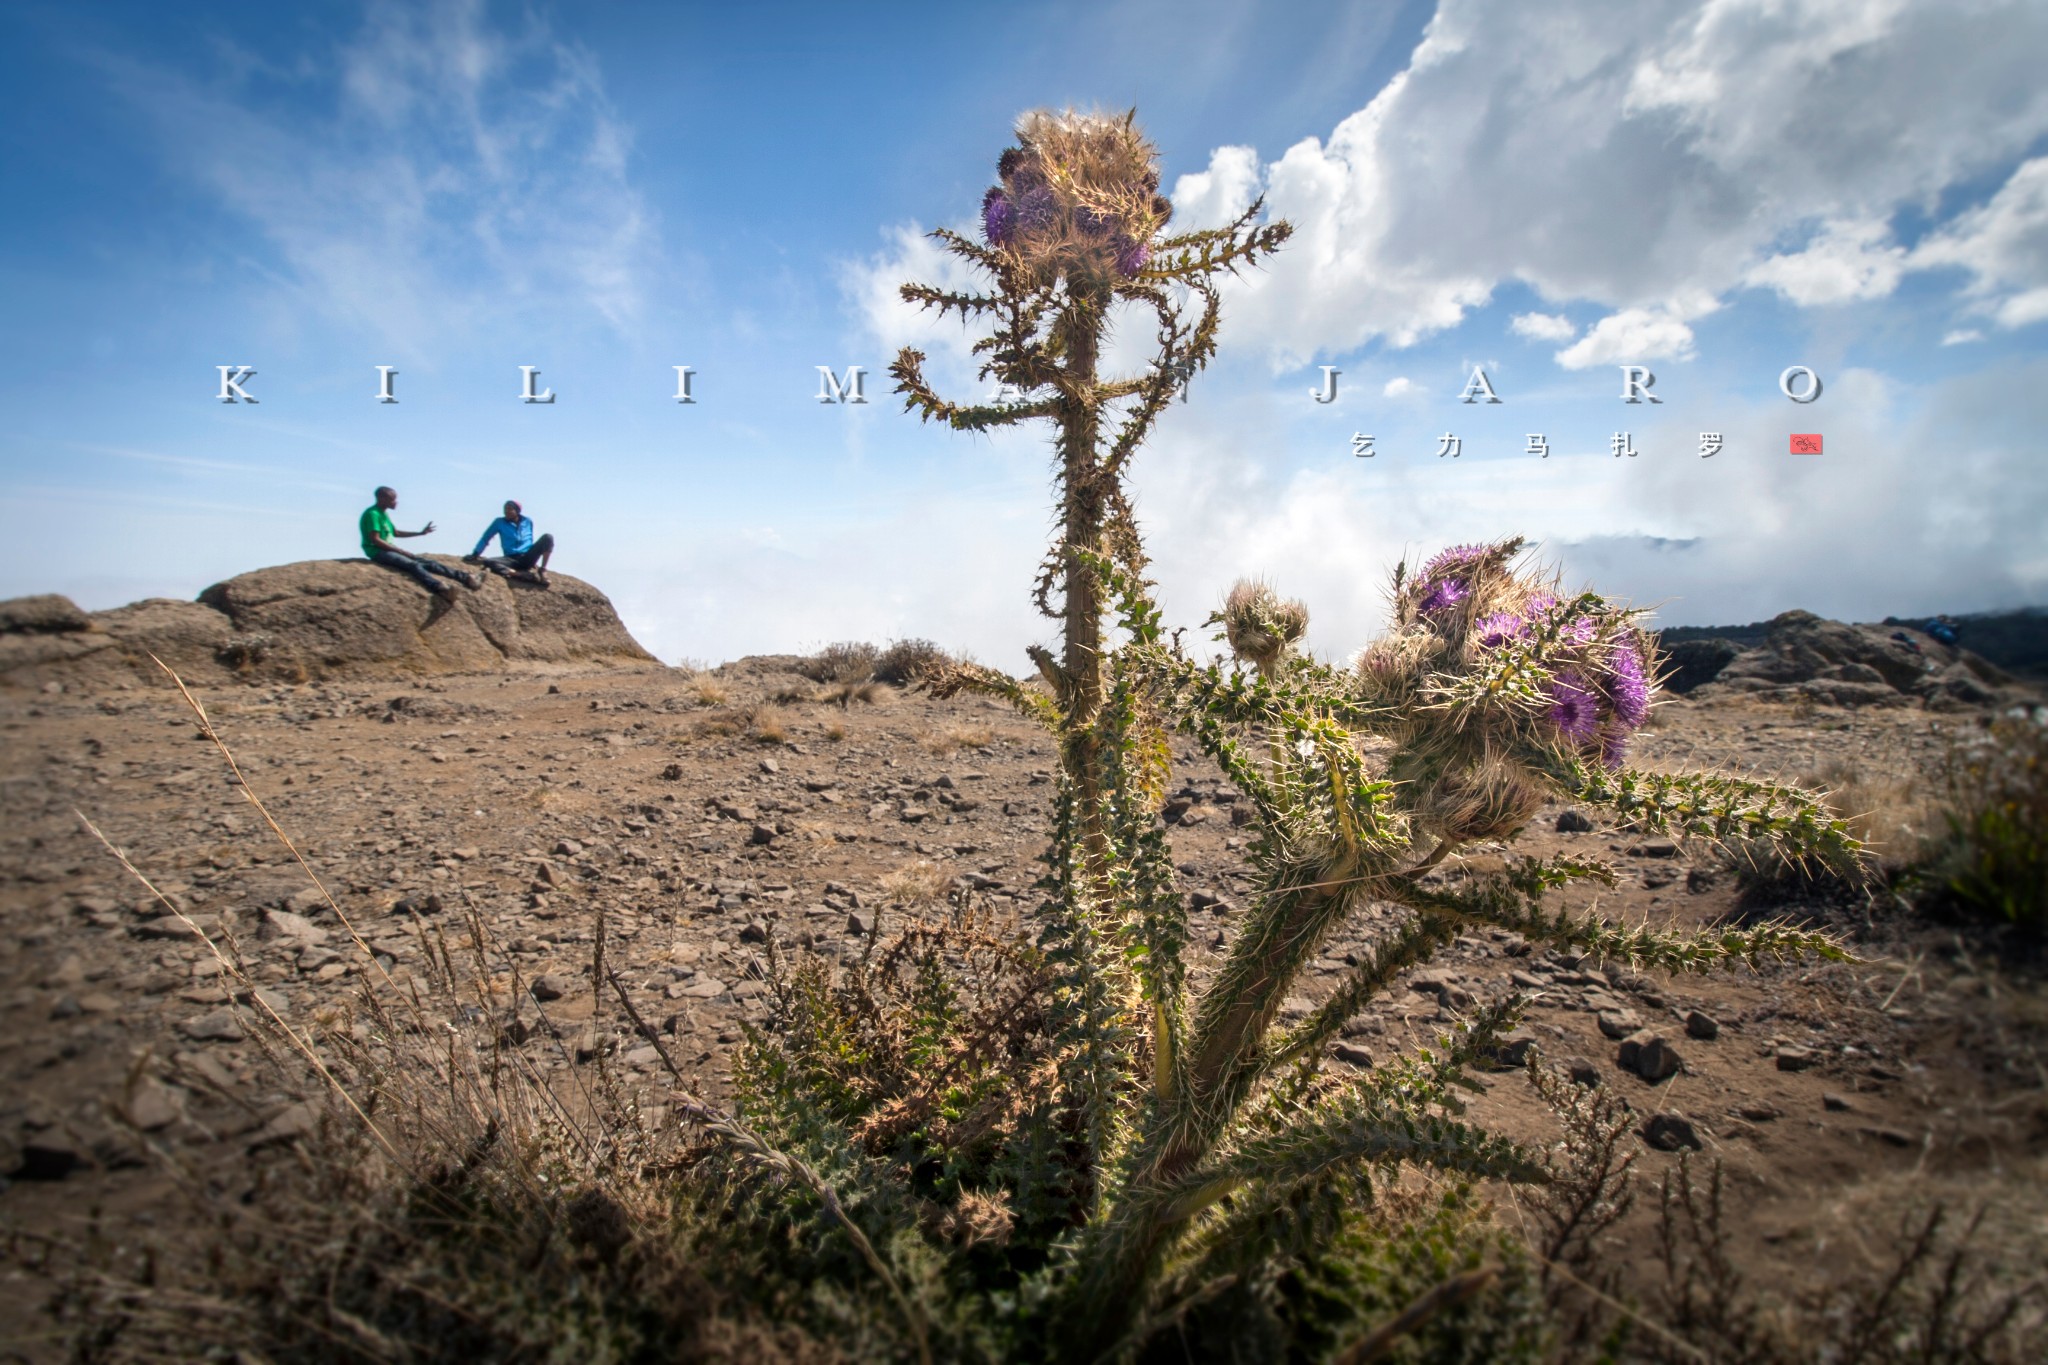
[747, 705, 791, 746]
[923, 724, 995, 756]
[878, 858, 956, 906]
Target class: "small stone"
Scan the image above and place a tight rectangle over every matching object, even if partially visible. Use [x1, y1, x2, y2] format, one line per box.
[1685, 1010, 1720, 1041]
[49, 993, 82, 1020]
[1858, 1125, 1915, 1148]
[1642, 1113, 1702, 1152]
[1636, 840, 1679, 858]
[1619, 1029, 1682, 1082]
[125, 1078, 185, 1132]
[451, 846, 480, 861]
[553, 839, 584, 857]
[759, 757, 780, 774]
[681, 977, 728, 999]
[1822, 1092, 1853, 1112]
[738, 921, 769, 944]
[1737, 1102, 1781, 1122]
[260, 909, 328, 944]
[623, 1045, 662, 1069]
[530, 972, 574, 1002]
[180, 1008, 245, 1042]
[282, 887, 328, 915]
[1685, 867, 1720, 894]
[1491, 1030, 1539, 1068]
[1597, 1010, 1642, 1040]
[749, 823, 777, 845]
[1775, 1045, 1819, 1072]
[1556, 809, 1595, 833]
[1331, 1042, 1375, 1068]
[1566, 1057, 1603, 1087]
[250, 1101, 320, 1148]
[847, 911, 874, 936]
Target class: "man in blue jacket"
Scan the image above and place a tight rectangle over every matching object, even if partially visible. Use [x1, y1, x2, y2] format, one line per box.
[465, 500, 556, 585]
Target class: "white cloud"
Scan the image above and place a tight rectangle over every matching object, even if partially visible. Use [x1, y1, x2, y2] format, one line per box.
[1745, 218, 1907, 306]
[1382, 376, 1418, 397]
[1941, 329, 1984, 346]
[1912, 156, 2048, 329]
[1510, 312, 1576, 342]
[1171, 0, 2048, 362]
[111, 0, 655, 351]
[1120, 360, 2048, 655]
[1553, 304, 1710, 370]
[1168, 145, 1263, 232]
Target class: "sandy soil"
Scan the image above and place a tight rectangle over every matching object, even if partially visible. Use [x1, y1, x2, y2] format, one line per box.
[2, 658, 2043, 1355]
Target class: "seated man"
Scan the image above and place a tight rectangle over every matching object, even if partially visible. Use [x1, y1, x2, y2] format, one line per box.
[466, 499, 556, 584]
[360, 486, 477, 596]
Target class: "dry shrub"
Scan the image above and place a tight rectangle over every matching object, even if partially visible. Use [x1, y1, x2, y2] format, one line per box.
[923, 724, 995, 756]
[687, 675, 729, 708]
[798, 641, 881, 684]
[878, 858, 955, 905]
[821, 679, 880, 709]
[1917, 710, 2048, 933]
[822, 719, 848, 743]
[874, 638, 950, 686]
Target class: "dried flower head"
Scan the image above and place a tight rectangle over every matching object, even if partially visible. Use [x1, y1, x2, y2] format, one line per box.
[1218, 578, 1309, 678]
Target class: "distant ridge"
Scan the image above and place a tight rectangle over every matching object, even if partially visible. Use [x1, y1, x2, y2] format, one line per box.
[1658, 606, 2048, 682]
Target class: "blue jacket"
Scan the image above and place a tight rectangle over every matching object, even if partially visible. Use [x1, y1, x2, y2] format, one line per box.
[473, 515, 535, 557]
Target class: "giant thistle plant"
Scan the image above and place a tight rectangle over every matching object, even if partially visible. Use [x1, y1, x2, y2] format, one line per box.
[702, 111, 1859, 1363]
[889, 107, 1289, 870]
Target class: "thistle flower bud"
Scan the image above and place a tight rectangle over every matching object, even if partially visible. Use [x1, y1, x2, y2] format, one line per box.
[982, 187, 1014, 246]
[1219, 578, 1308, 679]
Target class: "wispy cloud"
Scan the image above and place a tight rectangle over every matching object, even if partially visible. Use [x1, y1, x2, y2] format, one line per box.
[100, 0, 656, 355]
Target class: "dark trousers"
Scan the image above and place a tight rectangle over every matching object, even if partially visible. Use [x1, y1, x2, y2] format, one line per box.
[482, 533, 554, 573]
[371, 549, 465, 592]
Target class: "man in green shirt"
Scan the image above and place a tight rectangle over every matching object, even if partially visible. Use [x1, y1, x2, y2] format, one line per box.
[359, 487, 477, 596]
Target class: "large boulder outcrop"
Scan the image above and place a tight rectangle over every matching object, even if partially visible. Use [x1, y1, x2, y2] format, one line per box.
[1680, 610, 2031, 711]
[1, 558, 657, 690]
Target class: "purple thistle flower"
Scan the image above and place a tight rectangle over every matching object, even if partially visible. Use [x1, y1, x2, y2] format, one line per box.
[1013, 186, 1059, 235]
[1075, 205, 1115, 237]
[981, 188, 1014, 246]
[1474, 611, 1524, 647]
[1560, 615, 1597, 646]
[1606, 641, 1651, 728]
[1601, 729, 1631, 770]
[1547, 672, 1601, 743]
[1113, 235, 1150, 277]
[997, 147, 1027, 180]
[1418, 577, 1470, 614]
[1422, 543, 1488, 581]
[1525, 591, 1558, 617]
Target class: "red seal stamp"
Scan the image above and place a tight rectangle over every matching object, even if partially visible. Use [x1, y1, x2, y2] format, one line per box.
[1790, 434, 1822, 454]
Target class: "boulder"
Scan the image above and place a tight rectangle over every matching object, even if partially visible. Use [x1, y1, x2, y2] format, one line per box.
[1689, 610, 2034, 711]
[2, 559, 658, 690]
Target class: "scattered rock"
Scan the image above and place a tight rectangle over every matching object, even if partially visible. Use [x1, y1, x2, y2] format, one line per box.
[179, 1009, 245, 1042]
[124, 1077, 185, 1132]
[1566, 1057, 1603, 1087]
[1775, 1045, 1819, 1072]
[1685, 1010, 1721, 1041]
[530, 972, 575, 1002]
[1642, 1113, 1703, 1152]
[249, 1101, 320, 1149]
[1331, 1042, 1375, 1068]
[1556, 809, 1595, 833]
[1618, 1030, 1683, 1082]
[738, 921, 769, 945]
[1822, 1092, 1853, 1112]
[1737, 1103, 1781, 1122]
[1491, 1030, 1539, 1068]
[1597, 1010, 1643, 1040]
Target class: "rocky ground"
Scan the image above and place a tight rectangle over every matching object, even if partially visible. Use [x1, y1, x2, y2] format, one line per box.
[1, 645, 2044, 1356]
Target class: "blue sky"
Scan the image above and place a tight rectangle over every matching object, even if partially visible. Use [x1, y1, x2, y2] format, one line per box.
[2, 0, 2043, 668]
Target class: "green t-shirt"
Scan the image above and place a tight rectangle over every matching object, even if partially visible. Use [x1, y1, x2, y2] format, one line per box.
[360, 505, 396, 557]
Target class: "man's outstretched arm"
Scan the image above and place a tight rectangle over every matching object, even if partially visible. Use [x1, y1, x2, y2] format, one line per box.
[470, 519, 502, 557]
